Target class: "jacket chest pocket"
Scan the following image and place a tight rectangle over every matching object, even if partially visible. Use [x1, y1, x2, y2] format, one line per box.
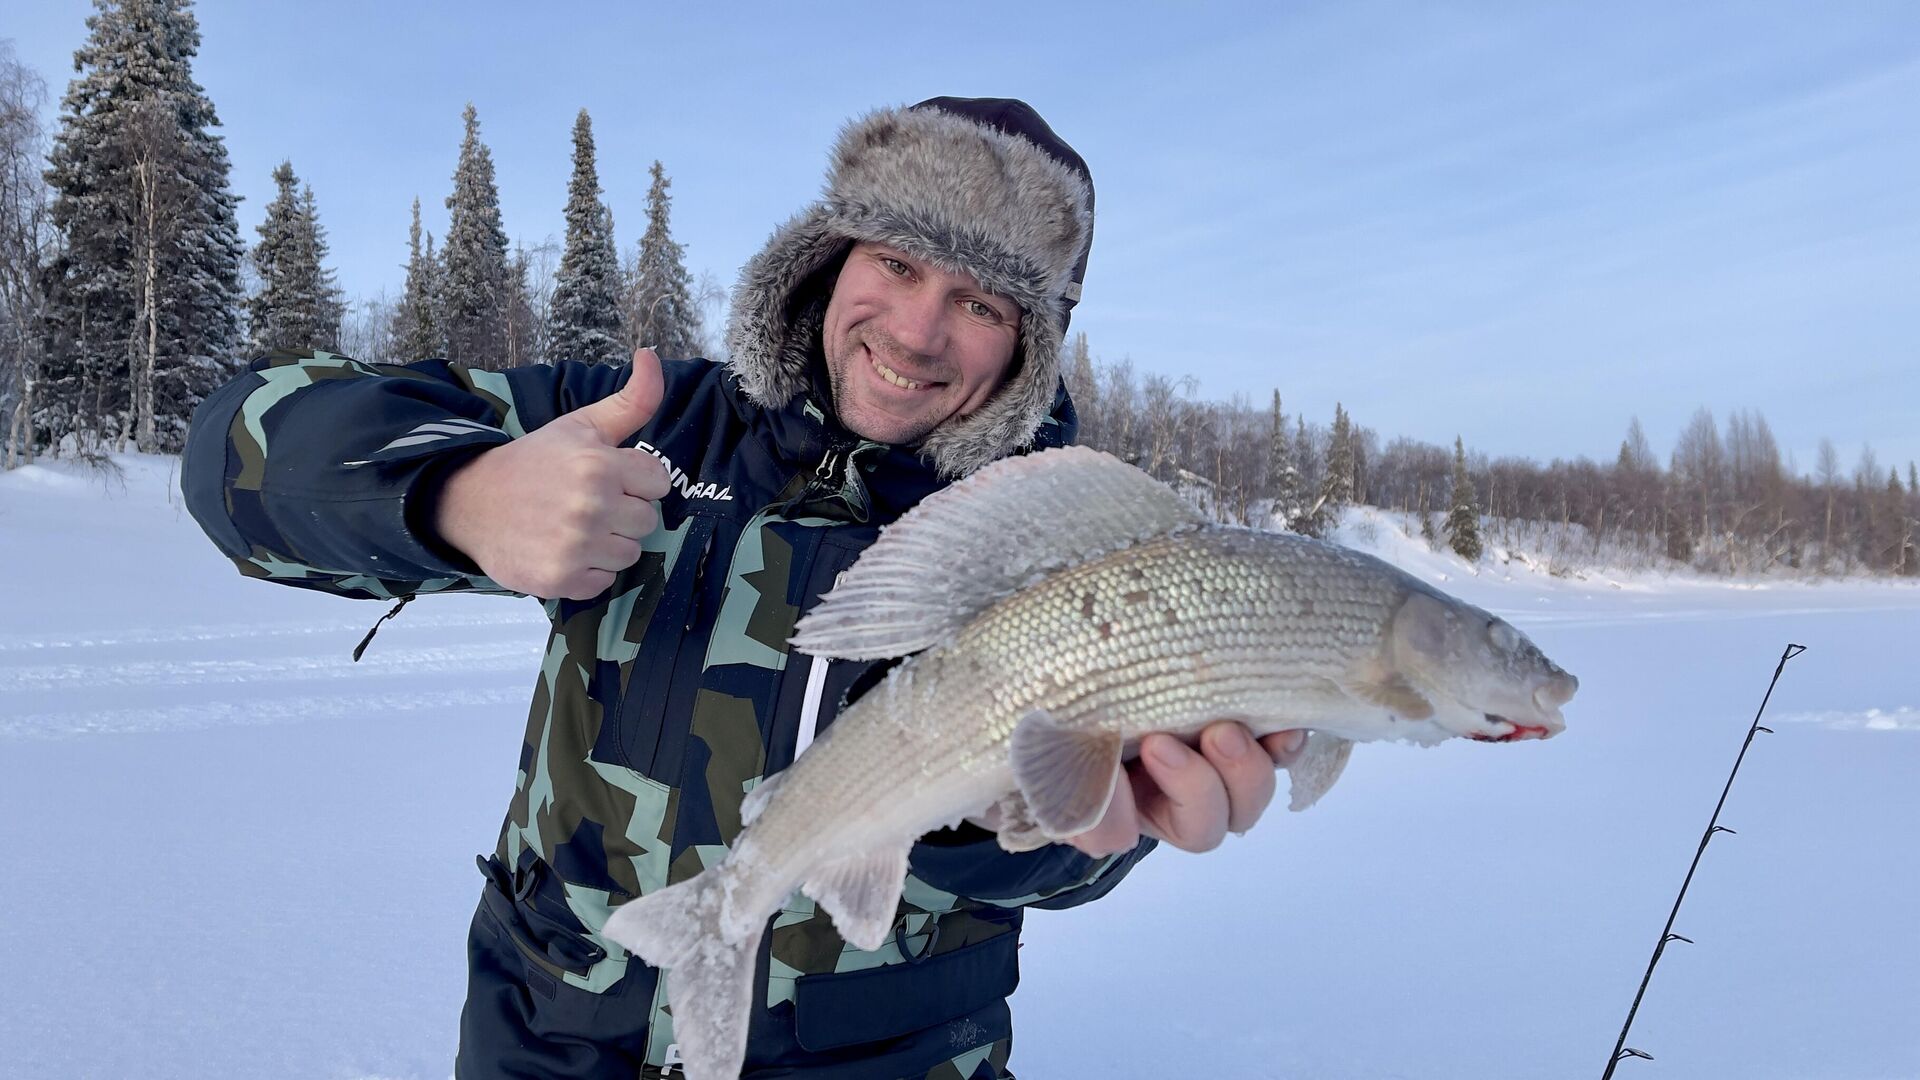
[598, 514, 723, 782]
[602, 516, 879, 861]
[763, 531, 885, 778]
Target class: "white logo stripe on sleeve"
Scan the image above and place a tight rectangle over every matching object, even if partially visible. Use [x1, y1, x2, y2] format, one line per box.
[413, 419, 503, 436]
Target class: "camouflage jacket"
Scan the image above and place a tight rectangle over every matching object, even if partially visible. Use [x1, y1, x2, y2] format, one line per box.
[182, 350, 1152, 1078]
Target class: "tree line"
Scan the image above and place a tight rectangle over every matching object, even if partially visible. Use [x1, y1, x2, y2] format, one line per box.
[1064, 334, 1919, 578]
[0, 2, 710, 464]
[2, 4, 1914, 580]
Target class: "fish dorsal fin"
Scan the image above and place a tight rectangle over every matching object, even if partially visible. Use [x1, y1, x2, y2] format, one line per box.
[1285, 731, 1356, 811]
[801, 845, 910, 952]
[1009, 709, 1125, 840]
[790, 447, 1205, 660]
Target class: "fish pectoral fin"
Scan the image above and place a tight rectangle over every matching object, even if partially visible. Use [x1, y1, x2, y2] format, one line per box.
[1010, 710, 1125, 840]
[1341, 661, 1436, 721]
[969, 792, 1052, 852]
[1286, 731, 1356, 811]
[801, 846, 910, 953]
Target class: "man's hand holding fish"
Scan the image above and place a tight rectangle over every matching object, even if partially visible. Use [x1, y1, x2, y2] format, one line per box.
[1066, 726, 1310, 856]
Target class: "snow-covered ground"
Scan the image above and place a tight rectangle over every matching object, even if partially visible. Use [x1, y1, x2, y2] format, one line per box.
[3, 455, 1915, 1079]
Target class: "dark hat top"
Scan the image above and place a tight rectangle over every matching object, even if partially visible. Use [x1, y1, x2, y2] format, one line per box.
[909, 95, 1095, 321]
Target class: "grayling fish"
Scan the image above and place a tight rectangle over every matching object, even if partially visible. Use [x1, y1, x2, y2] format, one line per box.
[601, 446, 1577, 1080]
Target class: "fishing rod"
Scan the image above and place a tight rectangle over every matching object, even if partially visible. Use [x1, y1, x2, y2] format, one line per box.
[1601, 642, 1805, 1077]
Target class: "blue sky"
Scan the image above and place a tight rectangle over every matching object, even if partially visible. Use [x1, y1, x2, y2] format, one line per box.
[10, 1, 1918, 473]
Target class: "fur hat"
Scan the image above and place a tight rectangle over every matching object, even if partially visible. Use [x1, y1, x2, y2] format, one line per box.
[724, 98, 1094, 477]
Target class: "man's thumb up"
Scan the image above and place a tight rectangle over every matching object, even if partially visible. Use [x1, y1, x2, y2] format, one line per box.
[430, 346, 673, 600]
[574, 346, 665, 447]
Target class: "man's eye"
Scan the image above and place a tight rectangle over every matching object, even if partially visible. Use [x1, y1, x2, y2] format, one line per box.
[881, 257, 909, 276]
[966, 300, 999, 320]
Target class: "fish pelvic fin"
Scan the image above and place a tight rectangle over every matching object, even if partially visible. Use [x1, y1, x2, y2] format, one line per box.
[601, 870, 762, 1080]
[789, 447, 1206, 660]
[1010, 709, 1125, 840]
[801, 845, 911, 952]
[970, 792, 1053, 852]
[1286, 731, 1356, 811]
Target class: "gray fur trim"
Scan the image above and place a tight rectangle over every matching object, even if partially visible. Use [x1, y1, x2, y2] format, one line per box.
[724, 105, 1092, 477]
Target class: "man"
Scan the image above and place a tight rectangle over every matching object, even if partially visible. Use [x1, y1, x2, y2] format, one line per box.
[183, 97, 1302, 1079]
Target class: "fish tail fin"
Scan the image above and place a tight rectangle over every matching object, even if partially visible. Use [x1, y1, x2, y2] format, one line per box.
[602, 868, 765, 1080]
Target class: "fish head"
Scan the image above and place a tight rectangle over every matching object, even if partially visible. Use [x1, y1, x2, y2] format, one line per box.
[1389, 589, 1578, 743]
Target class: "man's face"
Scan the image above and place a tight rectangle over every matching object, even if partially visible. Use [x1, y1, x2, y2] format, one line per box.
[821, 242, 1022, 446]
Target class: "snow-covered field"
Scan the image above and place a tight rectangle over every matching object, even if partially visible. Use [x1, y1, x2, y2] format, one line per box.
[3, 455, 1915, 1080]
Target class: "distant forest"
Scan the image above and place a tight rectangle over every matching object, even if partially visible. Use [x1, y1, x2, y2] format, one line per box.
[1058, 336, 1919, 579]
[2, 10, 1914, 580]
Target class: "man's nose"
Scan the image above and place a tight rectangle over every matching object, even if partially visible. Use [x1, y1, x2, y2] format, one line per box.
[887, 287, 948, 358]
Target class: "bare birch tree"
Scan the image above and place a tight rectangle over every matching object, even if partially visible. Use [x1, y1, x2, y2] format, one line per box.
[115, 99, 196, 453]
[1, 42, 53, 467]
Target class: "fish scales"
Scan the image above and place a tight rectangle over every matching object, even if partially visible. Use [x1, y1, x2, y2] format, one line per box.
[962, 532, 1401, 741]
[600, 447, 1578, 1080]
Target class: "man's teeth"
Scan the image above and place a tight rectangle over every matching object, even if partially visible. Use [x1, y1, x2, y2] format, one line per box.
[872, 354, 925, 390]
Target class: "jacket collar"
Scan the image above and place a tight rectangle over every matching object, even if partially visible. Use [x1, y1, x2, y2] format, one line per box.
[719, 353, 1076, 525]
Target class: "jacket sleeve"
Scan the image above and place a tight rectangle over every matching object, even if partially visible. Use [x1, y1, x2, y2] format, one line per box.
[908, 826, 1156, 911]
[182, 349, 633, 600]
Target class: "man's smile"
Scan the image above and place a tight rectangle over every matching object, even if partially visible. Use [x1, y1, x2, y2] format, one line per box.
[865, 343, 942, 393]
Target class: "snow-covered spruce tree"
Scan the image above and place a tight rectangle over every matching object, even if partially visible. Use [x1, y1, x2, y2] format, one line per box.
[1663, 494, 1694, 563]
[1306, 402, 1353, 535]
[42, 0, 245, 453]
[442, 103, 511, 370]
[1292, 415, 1328, 536]
[248, 161, 342, 355]
[1266, 390, 1305, 531]
[624, 160, 701, 360]
[1446, 435, 1483, 562]
[389, 197, 444, 361]
[502, 242, 537, 369]
[296, 185, 342, 345]
[547, 109, 622, 365]
[1884, 468, 1914, 576]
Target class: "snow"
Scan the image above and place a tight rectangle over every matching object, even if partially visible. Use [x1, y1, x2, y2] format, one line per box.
[3, 455, 1917, 1079]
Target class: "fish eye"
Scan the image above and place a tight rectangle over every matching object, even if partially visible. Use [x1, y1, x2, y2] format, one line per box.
[1487, 619, 1517, 651]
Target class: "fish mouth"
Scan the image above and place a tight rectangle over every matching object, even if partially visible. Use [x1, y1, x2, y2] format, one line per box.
[1468, 713, 1559, 743]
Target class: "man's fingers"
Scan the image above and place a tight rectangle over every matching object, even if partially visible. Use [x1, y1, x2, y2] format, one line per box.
[582, 535, 644, 574]
[559, 568, 616, 602]
[1261, 729, 1309, 769]
[1135, 734, 1230, 853]
[618, 447, 671, 500]
[604, 495, 660, 542]
[575, 347, 665, 446]
[1200, 722, 1278, 835]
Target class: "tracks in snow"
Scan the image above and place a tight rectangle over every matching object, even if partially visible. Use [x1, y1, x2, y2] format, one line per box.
[0, 607, 550, 740]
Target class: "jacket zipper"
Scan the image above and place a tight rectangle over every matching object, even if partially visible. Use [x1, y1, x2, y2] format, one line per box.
[616, 515, 719, 776]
